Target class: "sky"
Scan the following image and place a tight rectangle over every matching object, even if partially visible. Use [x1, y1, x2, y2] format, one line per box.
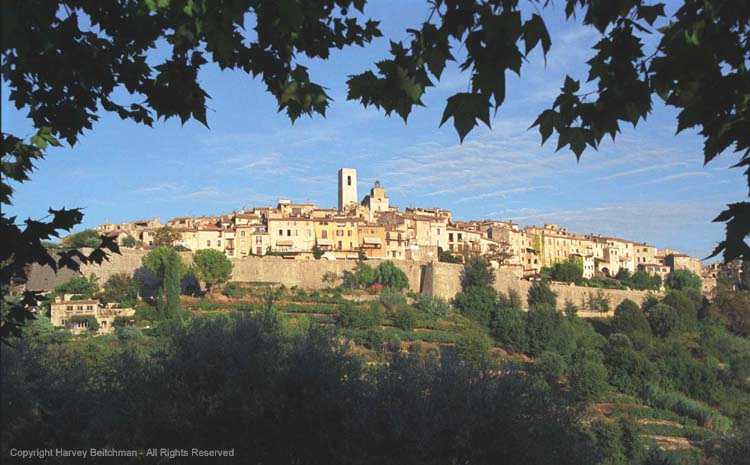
[3, 0, 745, 260]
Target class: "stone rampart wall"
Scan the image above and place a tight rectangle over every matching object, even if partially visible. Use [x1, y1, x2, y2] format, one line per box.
[77, 250, 653, 312]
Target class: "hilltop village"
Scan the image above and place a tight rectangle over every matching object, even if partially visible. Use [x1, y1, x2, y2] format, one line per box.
[95, 168, 703, 284]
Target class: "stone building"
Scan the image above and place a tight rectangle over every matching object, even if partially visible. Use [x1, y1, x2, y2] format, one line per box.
[50, 296, 135, 335]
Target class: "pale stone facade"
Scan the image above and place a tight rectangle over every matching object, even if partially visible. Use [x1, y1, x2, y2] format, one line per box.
[50, 297, 135, 335]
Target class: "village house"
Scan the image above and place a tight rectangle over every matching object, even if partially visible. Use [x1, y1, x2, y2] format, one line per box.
[50, 295, 135, 335]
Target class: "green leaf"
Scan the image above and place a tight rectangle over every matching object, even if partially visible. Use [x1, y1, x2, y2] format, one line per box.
[440, 93, 491, 142]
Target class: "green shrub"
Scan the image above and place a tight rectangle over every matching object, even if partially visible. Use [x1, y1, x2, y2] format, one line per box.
[570, 356, 609, 401]
[460, 257, 495, 289]
[640, 384, 732, 432]
[116, 326, 144, 341]
[456, 327, 492, 368]
[525, 304, 573, 357]
[362, 329, 385, 351]
[453, 286, 497, 328]
[393, 306, 418, 331]
[537, 351, 567, 384]
[603, 333, 657, 395]
[336, 302, 383, 329]
[666, 269, 702, 292]
[528, 280, 557, 308]
[374, 261, 409, 290]
[647, 303, 679, 337]
[221, 283, 244, 298]
[413, 294, 452, 317]
[491, 305, 527, 353]
[380, 288, 406, 311]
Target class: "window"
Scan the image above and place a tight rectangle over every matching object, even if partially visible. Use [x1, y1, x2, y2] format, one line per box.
[278, 229, 283, 236]
[62, 320, 67, 326]
[218, 240, 222, 247]
[336, 230, 343, 237]
[338, 241, 342, 249]
[86, 305, 93, 311]
[101, 321, 107, 327]
[66, 305, 73, 311]
[347, 175, 351, 186]
[77, 305, 83, 311]
[255, 236, 263, 244]
[322, 230, 328, 239]
[347, 230, 352, 236]
[437, 228, 441, 235]
[207, 240, 211, 247]
[294, 230, 298, 236]
[287, 230, 292, 236]
[256, 246, 262, 254]
[241, 231, 246, 237]
[349, 242, 353, 249]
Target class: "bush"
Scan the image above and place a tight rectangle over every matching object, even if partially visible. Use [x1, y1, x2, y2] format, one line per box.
[374, 261, 409, 290]
[336, 302, 383, 330]
[456, 327, 492, 368]
[413, 294, 452, 317]
[570, 356, 609, 401]
[55, 274, 99, 298]
[666, 269, 702, 292]
[103, 273, 139, 307]
[491, 305, 527, 353]
[453, 286, 498, 328]
[647, 303, 679, 337]
[380, 288, 406, 311]
[116, 326, 144, 341]
[611, 299, 651, 346]
[537, 351, 567, 384]
[221, 283, 244, 298]
[528, 280, 557, 308]
[550, 259, 583, 283]
[460, 257, 495, 289]
[662, 290, 697, 330]
[393, 306, 418, 331]
[525, 305, 572, 357]
[603, 333, 657, 395]
[343, 261, 376, 289]
[362, 329, 385, 351]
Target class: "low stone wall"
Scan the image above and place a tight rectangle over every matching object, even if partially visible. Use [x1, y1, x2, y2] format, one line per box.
[74, 249, 653, 312]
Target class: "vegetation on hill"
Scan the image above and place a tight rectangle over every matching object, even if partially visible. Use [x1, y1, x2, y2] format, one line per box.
[8, 255, 750, 464]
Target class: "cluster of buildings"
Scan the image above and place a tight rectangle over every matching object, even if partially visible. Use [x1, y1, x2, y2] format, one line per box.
[96, 168, 704, 282]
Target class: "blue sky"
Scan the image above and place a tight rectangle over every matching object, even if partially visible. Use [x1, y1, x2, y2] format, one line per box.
[3, 0, 745, 259]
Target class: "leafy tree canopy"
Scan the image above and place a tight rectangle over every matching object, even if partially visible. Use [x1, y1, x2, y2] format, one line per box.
[528, 280, 557, 309]
[666, 269, 702, 292]
[54, 274, 99, 298]
[142, 246, 187, 281]
[461, 256, 495, 290]
[374, 261, 409, 290]
[153, 226, 183, 247]
[60, 229, 103, 249]
[192, 249, 233, 293]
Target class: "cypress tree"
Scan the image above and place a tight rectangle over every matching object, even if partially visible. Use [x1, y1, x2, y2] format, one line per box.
[162, 252, 182, 320]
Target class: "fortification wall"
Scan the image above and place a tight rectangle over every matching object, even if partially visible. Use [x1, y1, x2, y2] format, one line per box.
[422, 262, 651, 312]
[79, 250, 425, 293]
[77, 250, 652, 313]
